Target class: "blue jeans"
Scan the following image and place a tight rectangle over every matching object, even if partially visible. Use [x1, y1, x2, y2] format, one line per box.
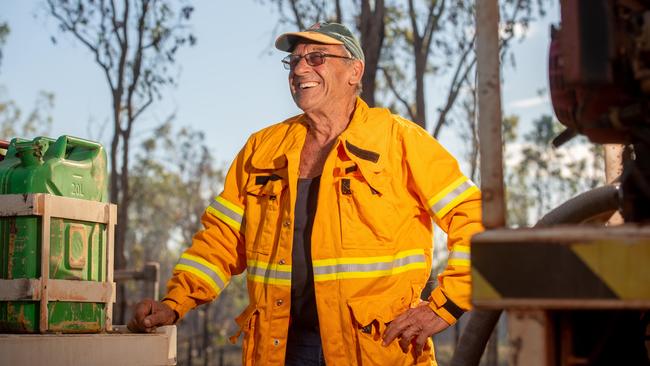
[284, 327, 326, 366]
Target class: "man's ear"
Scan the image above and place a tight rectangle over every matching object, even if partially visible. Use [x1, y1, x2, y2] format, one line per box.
[349, 60, 365, 86]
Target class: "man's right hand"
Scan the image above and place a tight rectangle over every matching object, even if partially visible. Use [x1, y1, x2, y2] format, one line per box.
[127, 299, 178, 333]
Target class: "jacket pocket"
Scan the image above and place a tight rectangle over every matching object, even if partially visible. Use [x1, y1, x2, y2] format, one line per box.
[347, 295, 432, 366]
[337, 171, 399, 250]
[244, 175, 287, 255]
[230, 304, 259, 366]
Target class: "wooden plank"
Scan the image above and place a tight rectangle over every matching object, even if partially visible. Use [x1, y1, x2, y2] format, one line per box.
[43, 194, 112, 223]
[40, 208, 51, 333]
[0, 325, 177, 366]
[0, 194, 113, 223]
[0, 194, 43, 216]
[105, 203, 117, 332]
[0, 279, 39, 301]
[47, 280, 115, 303]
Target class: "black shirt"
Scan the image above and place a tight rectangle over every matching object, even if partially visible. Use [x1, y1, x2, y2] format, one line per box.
[288, 176, 321, 345]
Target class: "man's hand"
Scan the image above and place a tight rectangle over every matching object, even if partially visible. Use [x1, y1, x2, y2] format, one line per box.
[382, 302, 450, 357]
[127, 299, 177, 333]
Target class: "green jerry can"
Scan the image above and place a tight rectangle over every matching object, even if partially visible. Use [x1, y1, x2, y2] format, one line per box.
[0, 135, 109, 333]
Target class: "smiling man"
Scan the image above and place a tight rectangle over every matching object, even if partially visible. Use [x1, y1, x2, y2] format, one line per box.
[128, 22, 483, 366]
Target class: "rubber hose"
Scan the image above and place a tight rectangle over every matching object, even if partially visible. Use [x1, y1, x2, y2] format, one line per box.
[449, 184, 621, 366]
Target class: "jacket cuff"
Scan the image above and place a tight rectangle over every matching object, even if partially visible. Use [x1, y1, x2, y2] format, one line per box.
[161, 292, 196, 320]
[428, 287, 466, 325]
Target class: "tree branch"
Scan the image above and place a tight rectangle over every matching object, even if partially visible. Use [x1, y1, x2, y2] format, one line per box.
[381, 67, 415, 121]
[432, 36, 476, 138]
[289, 0, 305, 30]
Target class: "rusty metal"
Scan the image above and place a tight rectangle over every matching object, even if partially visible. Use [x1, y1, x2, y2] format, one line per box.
[476, 0, 505, 229]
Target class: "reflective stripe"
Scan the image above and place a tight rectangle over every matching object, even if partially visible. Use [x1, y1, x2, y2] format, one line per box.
[312, 249, 427, 282]
[448, 244, 471, 266]
[247, 260, 292, 286]
[174, 253, 228, 294]
[428, 176, 479, 220]
[206, 195, 244, 231]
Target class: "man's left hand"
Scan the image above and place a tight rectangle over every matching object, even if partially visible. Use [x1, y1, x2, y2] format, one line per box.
[382, 302, 450, 357]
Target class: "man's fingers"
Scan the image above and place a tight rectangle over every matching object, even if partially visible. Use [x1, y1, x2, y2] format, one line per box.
[382, 318, 408, 346]
[133, 299, 154, 322]
[144, 306, 174, 328]
[414, 333, 429, 357]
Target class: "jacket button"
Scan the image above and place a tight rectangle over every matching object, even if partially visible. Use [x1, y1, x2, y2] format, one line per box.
[283, 220, 291, 228]
[279, 259, 286, 265]
[276, 299, 284, 306]
[273, 339, 280, 346]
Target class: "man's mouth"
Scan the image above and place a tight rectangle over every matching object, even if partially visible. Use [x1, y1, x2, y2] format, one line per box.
[299, 81, 319, 89]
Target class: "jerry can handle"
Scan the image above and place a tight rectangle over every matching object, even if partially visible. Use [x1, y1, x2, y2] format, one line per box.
[51, 135, 102, 158]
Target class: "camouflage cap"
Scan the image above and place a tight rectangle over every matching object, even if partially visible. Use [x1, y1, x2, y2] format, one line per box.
[275, 22, 365, 62]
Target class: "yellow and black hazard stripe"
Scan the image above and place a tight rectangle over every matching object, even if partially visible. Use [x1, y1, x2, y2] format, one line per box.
[471, 233, 650, 305]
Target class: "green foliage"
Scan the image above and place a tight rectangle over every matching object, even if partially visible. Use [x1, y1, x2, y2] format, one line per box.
[504, 114, 605, 226]
[0, 22, 9, 71]
[0, 89, 54, 139]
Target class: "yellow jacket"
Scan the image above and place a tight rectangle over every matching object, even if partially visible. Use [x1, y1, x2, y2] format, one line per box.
[162, 98, 483, 366]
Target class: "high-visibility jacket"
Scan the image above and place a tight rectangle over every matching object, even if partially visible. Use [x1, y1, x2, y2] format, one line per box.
[162, 97, 483, 366]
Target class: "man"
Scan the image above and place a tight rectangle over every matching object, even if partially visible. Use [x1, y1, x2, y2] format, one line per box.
[129, 22, 482, 366]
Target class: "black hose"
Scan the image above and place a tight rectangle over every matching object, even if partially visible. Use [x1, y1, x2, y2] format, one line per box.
[535, 185, 620, 227]
[449, 185, 621, 366]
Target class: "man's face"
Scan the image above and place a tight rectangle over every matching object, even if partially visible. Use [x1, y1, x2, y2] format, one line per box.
[288, 42, 359, 114]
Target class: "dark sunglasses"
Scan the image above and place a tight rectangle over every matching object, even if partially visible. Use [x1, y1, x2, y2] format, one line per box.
[282, 51, 354, 70]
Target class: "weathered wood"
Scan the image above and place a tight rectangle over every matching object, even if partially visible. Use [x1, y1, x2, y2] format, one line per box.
[40, 211, 51, 333]
[0, 279, 39, 301]
[47, 280, 115, 303]
[0, 194, 44, 216]
[0, 194, 114, 223]
[0, 325, 177, 365]
[0, 193, 117, 333]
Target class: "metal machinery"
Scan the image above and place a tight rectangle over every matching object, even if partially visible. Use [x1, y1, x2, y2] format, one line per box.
[457, 0, 650, 365]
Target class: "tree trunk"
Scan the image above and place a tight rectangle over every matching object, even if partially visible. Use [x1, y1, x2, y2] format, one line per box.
[359, 0, 385, 107]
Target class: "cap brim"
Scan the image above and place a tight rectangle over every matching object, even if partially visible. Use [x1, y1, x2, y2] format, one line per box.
[275, 31, 344, 52]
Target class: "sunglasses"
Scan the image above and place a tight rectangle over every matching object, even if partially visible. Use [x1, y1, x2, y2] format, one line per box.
[282, 51, 354, 70]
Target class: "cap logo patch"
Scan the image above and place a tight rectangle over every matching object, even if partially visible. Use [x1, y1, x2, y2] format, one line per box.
[309, 22, 321, 30]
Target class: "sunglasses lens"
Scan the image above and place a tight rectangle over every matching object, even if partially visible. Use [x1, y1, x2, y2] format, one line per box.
[305, 53, 324, 66]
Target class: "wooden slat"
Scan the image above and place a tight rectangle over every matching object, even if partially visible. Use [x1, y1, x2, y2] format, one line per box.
[47, 280, 115, 303]
[105, 203, 117, 331]
[0, 279, 39, 301]
[39, 209, 51, 333]
[0, 194, 43, 216]
[42, 194, 111, 223]
[0, 325, 177, 366]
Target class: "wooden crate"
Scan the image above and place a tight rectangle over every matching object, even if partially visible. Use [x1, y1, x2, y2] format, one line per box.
[0, 193, 117, 333]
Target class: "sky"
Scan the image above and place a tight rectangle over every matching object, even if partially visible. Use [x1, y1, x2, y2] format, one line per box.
[0, 1, 560, 173]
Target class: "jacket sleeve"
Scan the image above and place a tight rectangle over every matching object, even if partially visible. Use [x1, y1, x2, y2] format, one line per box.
[400, 119, 483, 325]
[161, 139, 252, 319]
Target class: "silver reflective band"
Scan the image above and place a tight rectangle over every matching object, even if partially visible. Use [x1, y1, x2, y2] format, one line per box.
[449, 251, 471, 260]
[313, 253, 426, 276]
[178, 257, 226, 290]
[432, 180, 475, 214]
[247, 265, 292, 280]
[209, 198, 243, 226]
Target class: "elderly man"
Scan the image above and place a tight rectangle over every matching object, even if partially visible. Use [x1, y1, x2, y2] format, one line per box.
[129, 22, 482, 366]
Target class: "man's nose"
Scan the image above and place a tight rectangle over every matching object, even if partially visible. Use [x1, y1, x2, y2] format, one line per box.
[292, 56, 311, 74]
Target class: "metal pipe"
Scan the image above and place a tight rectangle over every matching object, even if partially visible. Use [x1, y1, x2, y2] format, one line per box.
[476, 0, 505, 229]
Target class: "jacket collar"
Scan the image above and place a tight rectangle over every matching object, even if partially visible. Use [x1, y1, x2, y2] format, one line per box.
[250, 97, 391, 173]
[338, 97, 391, 173]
